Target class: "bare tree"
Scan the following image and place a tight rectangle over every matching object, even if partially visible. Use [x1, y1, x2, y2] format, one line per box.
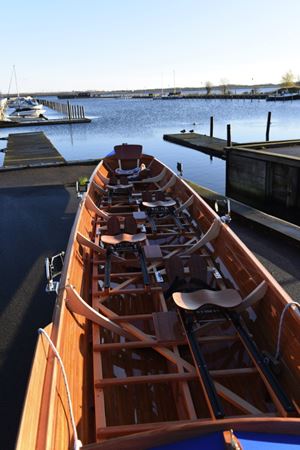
[205, 81, 212, 95]
[281, 70, 294, 87]
[219, 78, 229, 95]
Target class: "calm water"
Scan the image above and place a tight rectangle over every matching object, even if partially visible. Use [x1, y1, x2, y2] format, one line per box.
[1, 97, 300, 194]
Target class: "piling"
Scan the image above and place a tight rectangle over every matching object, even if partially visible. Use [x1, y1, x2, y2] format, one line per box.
[226, 124, 232, 146]
[266, 111, 272, 141]
[67, 101, 71, 120]
[38, 98, 86, 120]
[210, 116, 214, 137]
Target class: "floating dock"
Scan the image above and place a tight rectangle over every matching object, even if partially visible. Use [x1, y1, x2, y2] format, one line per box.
[4, 132, 65, 167]
[0, 117, 91, 128]
[163, 132, 229, 158]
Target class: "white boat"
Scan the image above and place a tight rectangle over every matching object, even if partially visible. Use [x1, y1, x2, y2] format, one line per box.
[8, 96, 44, 110]
[266, 87, 300, 101]
[9, 106, 46, 119]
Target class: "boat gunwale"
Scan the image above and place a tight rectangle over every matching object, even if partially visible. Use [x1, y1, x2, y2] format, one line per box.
[81, 417, 300, 450]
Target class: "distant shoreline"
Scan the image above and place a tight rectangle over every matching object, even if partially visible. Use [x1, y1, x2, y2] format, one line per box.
[3, 83, 282, 98]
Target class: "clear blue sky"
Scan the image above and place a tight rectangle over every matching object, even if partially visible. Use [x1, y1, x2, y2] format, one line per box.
[2, 0, 300, 92]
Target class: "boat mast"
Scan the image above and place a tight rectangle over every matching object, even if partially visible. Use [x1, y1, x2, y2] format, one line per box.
[7, 67, 14, 97]
[13, 65, 20, 102]
[173, 70, 176, 94]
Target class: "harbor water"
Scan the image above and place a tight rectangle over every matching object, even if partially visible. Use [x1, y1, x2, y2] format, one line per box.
[2, 97, 300, 194]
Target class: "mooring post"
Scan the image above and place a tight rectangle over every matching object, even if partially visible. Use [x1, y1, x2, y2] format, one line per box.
[67, 101, 71, 120]
[210, 116, 214, 137]
[226, 124, 232, 146]
[266, 111, 271, 141]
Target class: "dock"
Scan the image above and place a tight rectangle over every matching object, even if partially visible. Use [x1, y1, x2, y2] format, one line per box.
[0, 117, 91, 128]
[4, 132, 65, 167]
[163, 132, 229, 158]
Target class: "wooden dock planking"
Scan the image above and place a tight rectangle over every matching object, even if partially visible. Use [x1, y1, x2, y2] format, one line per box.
[0, 117, 91, 128]
[163, 132, 228, 159]
[4, 132, 65, 167]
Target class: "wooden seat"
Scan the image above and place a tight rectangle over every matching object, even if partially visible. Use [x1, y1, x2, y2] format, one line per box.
[142, 191, 176, 208]
[173, 289, 242, 310]
[114, 143, 142, 177]
[101, 216, 146, 245]
[172, 281, 268, 312]
[101, 232, 146, 245]
[107, 178, 133, 190]
[142, 199, 176, 208]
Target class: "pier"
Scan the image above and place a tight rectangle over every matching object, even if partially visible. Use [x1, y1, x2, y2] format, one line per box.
[0, 116, 91, 128]
[4, 132, 65, 167]
[163, 132, 229, 158]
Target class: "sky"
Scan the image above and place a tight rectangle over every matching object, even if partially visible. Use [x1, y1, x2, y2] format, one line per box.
[2, 0, 300, 93]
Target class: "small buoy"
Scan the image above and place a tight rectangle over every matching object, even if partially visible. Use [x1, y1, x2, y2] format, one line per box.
[180, 129, 186, 133]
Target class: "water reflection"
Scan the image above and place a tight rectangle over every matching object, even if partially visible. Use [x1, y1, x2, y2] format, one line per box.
[1, 97, 300, 193]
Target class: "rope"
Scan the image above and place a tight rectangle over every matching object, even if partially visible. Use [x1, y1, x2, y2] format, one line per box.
[274, 302, 300, 360]
[38, 328, 82, 450]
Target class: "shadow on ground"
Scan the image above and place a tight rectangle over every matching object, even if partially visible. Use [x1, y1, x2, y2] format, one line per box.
[0, 185, 79, 450]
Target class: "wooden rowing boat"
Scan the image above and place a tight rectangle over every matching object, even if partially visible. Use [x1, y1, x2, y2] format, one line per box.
[16, 144, 300, 449]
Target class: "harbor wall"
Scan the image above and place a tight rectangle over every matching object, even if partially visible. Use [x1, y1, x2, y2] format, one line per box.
[226, 144, 300, 223]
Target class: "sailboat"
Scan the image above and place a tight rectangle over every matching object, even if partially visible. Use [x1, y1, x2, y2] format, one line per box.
[6, 66, 45, 118]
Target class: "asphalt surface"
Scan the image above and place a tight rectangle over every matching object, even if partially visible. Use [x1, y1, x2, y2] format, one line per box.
[231, 219, 300, 302]
[0, 184, 80, 450]
[0, 170, 299, 449]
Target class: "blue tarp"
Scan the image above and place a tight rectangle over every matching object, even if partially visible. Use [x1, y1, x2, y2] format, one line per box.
[151, 432, 300, 449]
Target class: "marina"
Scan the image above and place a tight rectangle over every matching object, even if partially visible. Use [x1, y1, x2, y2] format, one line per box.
[1, 98, 300, 449]
[1, 2, 300, 449]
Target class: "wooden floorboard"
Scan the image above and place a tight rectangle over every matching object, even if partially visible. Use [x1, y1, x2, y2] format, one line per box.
[4, 131, 65, 167]
[163, 132, 229, 158]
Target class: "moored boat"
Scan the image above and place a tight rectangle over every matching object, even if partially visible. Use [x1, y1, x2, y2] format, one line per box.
[266, 87, 300, 101]
[16, 144, 300, 450]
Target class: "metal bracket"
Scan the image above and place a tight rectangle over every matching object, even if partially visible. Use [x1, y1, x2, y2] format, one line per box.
[45, 251, 65, 293]
[76, 179, 89, 198]
[214, 198, 231, 224]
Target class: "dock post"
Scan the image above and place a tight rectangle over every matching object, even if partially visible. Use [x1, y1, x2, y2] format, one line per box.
[266, 111, 271, 141]
[67, 101, 71, 120]
[226, 124, 232, 146]
[210, 116, 214, 137]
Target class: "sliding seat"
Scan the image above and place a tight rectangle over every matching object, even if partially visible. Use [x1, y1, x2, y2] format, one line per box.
[141, 191, 181, 232]
[100, 216, 149, 290]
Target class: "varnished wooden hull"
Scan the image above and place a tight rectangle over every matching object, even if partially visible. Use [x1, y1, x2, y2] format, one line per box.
[16, 151, 300, 450]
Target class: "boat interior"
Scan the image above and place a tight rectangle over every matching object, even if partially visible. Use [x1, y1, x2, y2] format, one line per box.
[17, 144, 300, 450]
